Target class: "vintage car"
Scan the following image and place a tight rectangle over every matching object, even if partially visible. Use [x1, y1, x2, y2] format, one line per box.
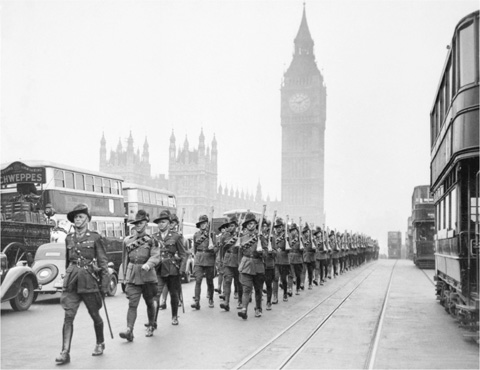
[0, 252, 38, 311]
[32, 243, 118, 297]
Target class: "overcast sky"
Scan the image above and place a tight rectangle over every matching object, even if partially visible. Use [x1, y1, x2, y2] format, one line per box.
[1, 0, 478, 252]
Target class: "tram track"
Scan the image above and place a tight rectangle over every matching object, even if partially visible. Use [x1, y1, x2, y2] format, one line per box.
[233, 261, 393, 370]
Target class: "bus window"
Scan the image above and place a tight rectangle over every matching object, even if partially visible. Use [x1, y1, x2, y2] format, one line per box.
[112, 181, 119, 195]
[55, 170, 65, 187]
[94, 177, 102, 193]
[156, 193, 163, 205]
[75, 173, 85, 190]
[107, 222, 114, 237]
[168, 196, 176, 208]
[97, 221, 106, 237]
[458, 22, 475, 87]
[65, 172, 75, 189]
[104, 179, 111, 194]
[86, 175, 94, 192]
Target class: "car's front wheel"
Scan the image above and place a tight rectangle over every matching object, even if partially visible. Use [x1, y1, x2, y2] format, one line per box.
[107, 274, 118, 297]
[10, 277, 34, 311]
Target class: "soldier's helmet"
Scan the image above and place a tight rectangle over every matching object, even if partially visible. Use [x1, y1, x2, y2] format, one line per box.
[220, 215, 237, 230]
[273, 218, 284, 229]
[329, 230, 335, 238]
[170, 214, 179, 224]
[153, 210, 171, 224]
[313, 226, 323, 236]
[262, 219, 271, 227]
[242, 212, 258, 228]
[67, 203, 91, 223]
[302, 224, 310, 234]
[195, 214, 209, 228]
[289, 222, 299, 232]
[129, 210, 150, 224]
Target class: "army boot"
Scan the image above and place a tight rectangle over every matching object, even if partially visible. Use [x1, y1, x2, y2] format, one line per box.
[208, 298, 214, 308]
[119, 327, 134, 342]
[272, 292, 278, 304]
[55, 323, 73, 365]
[92, 322, 105, 356]
[191, 300, 200, 310]
[255, 308, 262, 317]
[238, 308, 248, 320]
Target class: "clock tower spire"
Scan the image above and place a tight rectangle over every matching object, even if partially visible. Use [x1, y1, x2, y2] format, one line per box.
[280, 4, 326, 225]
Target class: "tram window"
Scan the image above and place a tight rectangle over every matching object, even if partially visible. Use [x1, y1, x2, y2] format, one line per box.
[54, 170, 65, 187]
[75, 174, 85, 190]
[103, 179, 111, 194]
[86, 176, 94, 192]
[65, 172, 74, 189]
[451, 188, 457, 230]
[458, 22, 475, 87]
[94, 177, 102, 193]
[446, 194, 450, 229]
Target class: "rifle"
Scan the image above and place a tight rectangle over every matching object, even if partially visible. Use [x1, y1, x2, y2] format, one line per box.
[299, 217, 304, 250]
[266, 210, 277, 252]
[256, 205, 267, 252]
[285, 215, 291, 250]
[179, 208, 185, 234]
[207, 206, 215, 250]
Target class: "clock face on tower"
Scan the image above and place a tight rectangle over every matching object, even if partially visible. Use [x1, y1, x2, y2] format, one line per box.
[288, 92, 311, 113]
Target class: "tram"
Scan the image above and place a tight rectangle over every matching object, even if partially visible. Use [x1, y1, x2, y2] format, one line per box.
[430, 11, 479, 330]
[387, 231, 402, 259]
[411, 185, 435, 268]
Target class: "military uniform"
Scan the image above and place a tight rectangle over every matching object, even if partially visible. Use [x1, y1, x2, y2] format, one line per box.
[153, 227, 186, 322]
[301, 226, 316, 289]
[313, 227, 328, 285]
[273, 218, 290, 302]
[287, 223, 303, 295]
[330, 232, 340, 277]
[121, 228, 160, 339]
[238, 215, 267, 319]
[261, 220, 276, 310]
[219, 216, 242, 311]
[56, 204, 109, 365]
[191, 215, 217, 309]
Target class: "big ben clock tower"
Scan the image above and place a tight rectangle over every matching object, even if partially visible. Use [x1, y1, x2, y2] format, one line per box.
[281, 4, 326, 225]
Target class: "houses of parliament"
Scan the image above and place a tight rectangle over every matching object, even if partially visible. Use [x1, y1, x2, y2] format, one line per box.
[99, 5, 326, 225]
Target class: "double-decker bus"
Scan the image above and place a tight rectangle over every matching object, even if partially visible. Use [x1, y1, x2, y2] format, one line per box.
[122, 182, 176, 226]
[411, 185, 435, 269]
[1, 160, 126, 270]
[1, 160, 125, 237]
[387, 231, 402, 259]
[430, 11, 479, 327]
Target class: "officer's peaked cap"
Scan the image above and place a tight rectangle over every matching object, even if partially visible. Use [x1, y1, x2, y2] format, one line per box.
[67, 203, 92, 223]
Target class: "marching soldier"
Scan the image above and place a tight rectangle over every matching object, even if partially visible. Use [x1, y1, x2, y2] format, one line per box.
[153, 210, 187, 326]
[218, 215, 242, 311]
[313, 227, 328, 285]
[330, 231, 339, 277]
[191, 214, 217, 309]
[262, 219, 276, 310]
[288, 223, 303, 295]
[301, 224, 316, 289]
[119, 210, 160, 341]
[238, 212, 266, 319]
[215, 223, 227, 298]
[55, 204, 110, 365]
[273, 218, 290, 302]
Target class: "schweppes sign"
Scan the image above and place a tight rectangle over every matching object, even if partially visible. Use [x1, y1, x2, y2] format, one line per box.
[1, 161, 46, 185]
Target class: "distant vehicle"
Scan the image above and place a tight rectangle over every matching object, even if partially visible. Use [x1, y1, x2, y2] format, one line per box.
[123, 182, 177, 226]
[387, 231, 402, 259]
[0, 252, 38, 311]
[32, 243, 119, 298]
[410, 185, 435, 269]
[430, 10, 479, 329]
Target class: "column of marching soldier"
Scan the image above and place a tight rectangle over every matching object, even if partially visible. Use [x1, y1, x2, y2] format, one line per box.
[54, 203, 377, 365]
